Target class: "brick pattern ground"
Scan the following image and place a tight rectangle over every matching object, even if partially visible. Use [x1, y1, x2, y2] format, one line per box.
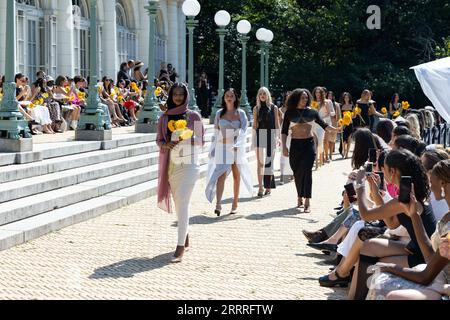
[0, 152, 351, 300]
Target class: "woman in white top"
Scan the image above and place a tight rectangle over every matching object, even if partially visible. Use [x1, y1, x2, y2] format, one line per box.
[312, 87, 335, 166]
[206, 88, 253, 216]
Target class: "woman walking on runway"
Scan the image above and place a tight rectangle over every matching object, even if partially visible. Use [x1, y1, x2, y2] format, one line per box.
[156, 83, 205, 263]
[282, 89, 340, 213]
[206, 88, 253, 216]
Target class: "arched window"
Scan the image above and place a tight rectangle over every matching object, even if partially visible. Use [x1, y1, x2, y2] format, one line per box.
[72, 0, 90, 77]
[116, 0, 137, 63]
[16, 0, 44, 80]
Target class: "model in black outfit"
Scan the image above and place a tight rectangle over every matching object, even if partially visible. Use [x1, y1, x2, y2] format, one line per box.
[281, 89, 340, 213]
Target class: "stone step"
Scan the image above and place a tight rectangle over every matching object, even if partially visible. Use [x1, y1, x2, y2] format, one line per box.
[0, 153, 155, 203]
[0, 124, 219, 166]
[0, 140, 254, 226]
[0, 150, 256, 252]
[0, 142, 156, 184]
[0, 128, 251, 184]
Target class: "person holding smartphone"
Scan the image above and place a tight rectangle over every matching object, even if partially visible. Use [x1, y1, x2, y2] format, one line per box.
[367, 159, 450, 300]
[319, 149, 437, 299]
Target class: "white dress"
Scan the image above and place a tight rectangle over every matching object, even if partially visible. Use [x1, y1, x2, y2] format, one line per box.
[205, 109, 253, 203]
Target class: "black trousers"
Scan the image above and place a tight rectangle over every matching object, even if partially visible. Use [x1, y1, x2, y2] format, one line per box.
[289, 138, 316, 199]
[257, 129, 276, 189]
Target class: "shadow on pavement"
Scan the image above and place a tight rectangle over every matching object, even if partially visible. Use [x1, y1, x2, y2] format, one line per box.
[89, 253, 173, 279]
[179, 214, 245, 226]
[324, 289, 348, 300]
[246, 208, 319, 223]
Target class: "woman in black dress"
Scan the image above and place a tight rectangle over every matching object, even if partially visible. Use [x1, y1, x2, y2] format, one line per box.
[282, 89, 340, 213]
[339, 92, 354, 159]
[253, 87, 280, 197]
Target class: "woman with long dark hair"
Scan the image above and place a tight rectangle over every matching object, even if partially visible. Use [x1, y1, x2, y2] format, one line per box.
[156, 83, 205, 263]
[206, 88, 252, 216]
[389, 93, 401, 118]
[282, 89, 340, 213]
[367, 159, 450, 300]
[312, 87, 335, 165]
[339, 92, 354, 159]
[319, 149, 437, 300]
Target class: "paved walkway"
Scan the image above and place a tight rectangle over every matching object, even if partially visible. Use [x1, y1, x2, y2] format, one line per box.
[0, 152, 350, 300]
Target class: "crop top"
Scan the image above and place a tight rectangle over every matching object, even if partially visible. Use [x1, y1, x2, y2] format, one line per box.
[282, 108, 329, 136]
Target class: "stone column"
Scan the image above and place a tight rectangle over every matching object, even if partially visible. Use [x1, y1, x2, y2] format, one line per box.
[56, 0, 75, 76]
[0, 0, 8, 74]
[166, 0, 178, 70]
[102, 0, 118, 81]
[177, 0, 186, 82]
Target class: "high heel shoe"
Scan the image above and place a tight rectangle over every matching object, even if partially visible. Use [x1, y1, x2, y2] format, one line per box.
[215, 205, 222, 217]
[257, 191, 264, 198]
[230, 207, 238, 215]
[171, 246, 185, 264]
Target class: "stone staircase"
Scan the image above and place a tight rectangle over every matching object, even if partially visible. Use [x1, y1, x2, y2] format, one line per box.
[0, 125, 254, 251]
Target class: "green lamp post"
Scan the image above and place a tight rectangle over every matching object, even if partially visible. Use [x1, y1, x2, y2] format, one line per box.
[182, 0, 201, 113]
[209, 10, 231, 124]
[136, 0, 161, 133]
[0, 0, 32, 152]
[264, 30, 274, 88]
[256, 28, 268, 89]
[76, 0, 112, 141]
[237, 19, 252, 123]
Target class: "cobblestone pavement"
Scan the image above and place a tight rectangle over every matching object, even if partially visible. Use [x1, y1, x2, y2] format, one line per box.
[0, 153, 351, 300]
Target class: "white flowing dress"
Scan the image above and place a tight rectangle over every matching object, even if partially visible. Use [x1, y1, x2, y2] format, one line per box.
[205, 109, 253, 203]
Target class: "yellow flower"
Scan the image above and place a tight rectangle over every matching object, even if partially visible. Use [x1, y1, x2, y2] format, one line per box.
[42, 93, 49, 99]
[33, 99, 40, 105]
[168, 120, 176, 133]
[155, 87, 162, 96]
[343, 114, 352, 126]
[179, 129, 194, 141]
[97, 85, 103, 94]
[114, 87, 120, 95]
[393, 111, 401, 118]
[354, 107, 362, 115]
[175, 120, 187, 130]
[381, 107, 388, 114]
[118, 95, 124, 103]
[78, 92, 86, 100]
[65, 86, 70, 93]
[311, 101, 319, 110]
[338, 119, 344, 127]
[39, 98, 44, 105]
[29, 103, 35, 109]
[402, 101, 410, 110]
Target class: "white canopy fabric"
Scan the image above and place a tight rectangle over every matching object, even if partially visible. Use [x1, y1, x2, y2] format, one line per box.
[411, 57, 450, 123]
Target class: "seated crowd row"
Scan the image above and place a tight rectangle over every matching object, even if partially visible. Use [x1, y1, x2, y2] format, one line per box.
[302, 115, 450, 300]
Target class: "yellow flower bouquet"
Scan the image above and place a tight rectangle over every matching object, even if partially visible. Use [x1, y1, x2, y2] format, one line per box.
[381, 107, 388, 116]
[168, 119, 194, 142]
[311, 101, 319, 110]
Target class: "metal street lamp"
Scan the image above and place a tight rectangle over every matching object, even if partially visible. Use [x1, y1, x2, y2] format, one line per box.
[256, 28, 268, 89]
[182, 0, 201, 113]
[264, 29, 274, 89]
[210, 10, 231, 124]
[0, 0, 32, 152]
[136, 0, 161, 133]
[76, 0, 112, 141]
[237, 19, 252, 123]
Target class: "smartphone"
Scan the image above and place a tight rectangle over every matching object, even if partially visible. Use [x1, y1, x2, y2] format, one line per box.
[344, 183, 357, 203]
[365, 162, 373, 174]
[398, 176, 412, 204]
[376, 171, 385, 191]
[369, 148, 377, 163]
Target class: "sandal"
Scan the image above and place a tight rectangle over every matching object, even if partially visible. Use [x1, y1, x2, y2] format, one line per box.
[214, 205, 222, 217]
[264, 190, 271, 196]
[257, 191, 264, 198]
[303, 206, 311, 213]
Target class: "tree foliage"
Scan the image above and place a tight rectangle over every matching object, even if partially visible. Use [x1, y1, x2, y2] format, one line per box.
[195, 0, 450, 107]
